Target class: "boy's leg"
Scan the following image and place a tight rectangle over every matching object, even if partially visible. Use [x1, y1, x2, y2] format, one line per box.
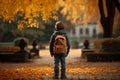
[60, 57, 66, 79]
[54, 56, 59, 79]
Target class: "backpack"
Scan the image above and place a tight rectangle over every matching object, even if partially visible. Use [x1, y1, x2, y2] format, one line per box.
[53, 34, 67, 54]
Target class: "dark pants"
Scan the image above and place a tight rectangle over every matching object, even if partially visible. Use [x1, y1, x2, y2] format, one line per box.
[54, 55, 66, 79]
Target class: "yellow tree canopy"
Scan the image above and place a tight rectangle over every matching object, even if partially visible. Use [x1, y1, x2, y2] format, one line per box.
[58, 0, 99, 24]
[0, 0, 57, 29]
[0, 0, 57, 21]
[0, 0, 99, 24]
[0, 0, 119, 29]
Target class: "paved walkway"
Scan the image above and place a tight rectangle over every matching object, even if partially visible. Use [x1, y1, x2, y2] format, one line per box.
[34, 49, 82, 64]
[0, 49, 120, 80]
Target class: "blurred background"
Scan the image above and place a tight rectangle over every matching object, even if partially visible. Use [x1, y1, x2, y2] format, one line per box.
[0, 0, 120, 49]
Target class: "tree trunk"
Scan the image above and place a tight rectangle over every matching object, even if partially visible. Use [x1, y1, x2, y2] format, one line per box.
[98, 0, 115, 38]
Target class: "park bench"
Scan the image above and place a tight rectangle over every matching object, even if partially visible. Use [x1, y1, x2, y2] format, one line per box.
[0, 47, 19, 53]
[84, 52, 120, 62]
[81, 38, 120, 62]
[81, 49, 94, 58]
[0, 47, 29, 62]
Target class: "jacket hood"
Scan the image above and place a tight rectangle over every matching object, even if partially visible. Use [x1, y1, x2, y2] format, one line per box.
[53, 29, 67, 35]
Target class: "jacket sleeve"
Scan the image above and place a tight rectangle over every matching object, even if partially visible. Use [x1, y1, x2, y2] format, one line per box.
[49, 34, 55, 56]
[65, 34, 70, 55]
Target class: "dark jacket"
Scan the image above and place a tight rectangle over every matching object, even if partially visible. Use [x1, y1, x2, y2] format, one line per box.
[49, 29, 70, 57]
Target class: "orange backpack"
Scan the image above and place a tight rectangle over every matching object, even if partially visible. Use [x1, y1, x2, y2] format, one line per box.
[53, 34, 67, 54]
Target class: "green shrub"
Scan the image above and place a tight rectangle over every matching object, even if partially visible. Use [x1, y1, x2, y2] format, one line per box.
[71, 39, 79, 49]
[101, 38, 120, 52]
[13, 37, 29, 46]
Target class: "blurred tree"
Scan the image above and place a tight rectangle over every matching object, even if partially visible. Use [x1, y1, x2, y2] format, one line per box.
[0, 0, 57, 29]
[114, 17, 120, 37]
[59, 0, 120, 38]
[0, 16, 56, 43]
[0, 0, 119, 38]
[0, 0, 98, 28]
[98, 0, 120, 38]
[0, 20, 18, 42]
[39, 19, 55, 43]
[57, 0, 99, 24]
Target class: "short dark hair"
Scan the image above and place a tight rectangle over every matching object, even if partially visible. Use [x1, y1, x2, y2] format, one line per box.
[55, 21, 64, 30]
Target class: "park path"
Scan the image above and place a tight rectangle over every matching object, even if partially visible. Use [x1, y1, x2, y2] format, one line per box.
[34, 49, 82, 64]
[0, 49, 120, 80]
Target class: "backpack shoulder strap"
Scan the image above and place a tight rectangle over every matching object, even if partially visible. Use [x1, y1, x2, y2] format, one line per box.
[55, 34, 66, 39]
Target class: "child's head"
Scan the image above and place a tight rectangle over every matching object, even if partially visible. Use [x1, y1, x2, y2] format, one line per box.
[55, 21, 64, 30]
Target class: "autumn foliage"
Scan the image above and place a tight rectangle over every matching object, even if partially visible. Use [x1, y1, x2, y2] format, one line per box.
[0, 0, 119, 31]
[0, 0, 57, 29]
